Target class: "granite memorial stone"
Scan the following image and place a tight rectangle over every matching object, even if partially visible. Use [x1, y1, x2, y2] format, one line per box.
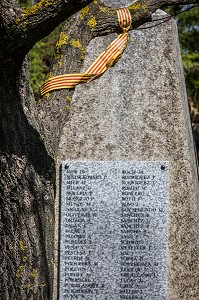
[56, 1, 199, 300]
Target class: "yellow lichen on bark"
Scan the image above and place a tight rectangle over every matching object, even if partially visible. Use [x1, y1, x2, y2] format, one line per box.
[21, 283, 46, 289]
[141, 3, 148, 12]
[56, 32, 68, 49]
[22, 0, 57, 17]
[68, 39, 86, 62]
[21, 284, 34, 290]
[46, 72, 53, 80]
[87, 17, 97, 30]
[22, 256, 28, 263]
[44, 92, 50, 99]
[69, 39, 82, 48]
[30, 268, 38, 278]
[80, 6, 90, 19]
[99, 6, 107, 13]
[16, 265, 25, 278]
[19, 240, 26, 251]
[128, 2, 148, 13]
[128, 3, 141, 11]
[80, 47, 86, 62]
[54, 53, 63, 66]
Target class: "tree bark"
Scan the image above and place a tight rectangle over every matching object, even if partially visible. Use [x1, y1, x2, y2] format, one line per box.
[0, 55, 56, 299]
[0, 0, 198, 299]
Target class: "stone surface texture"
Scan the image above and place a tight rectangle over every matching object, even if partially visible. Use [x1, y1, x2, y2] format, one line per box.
[103, 0, 136, 8]
[60, 161, 168, 299]
[57, 7, 199, 300]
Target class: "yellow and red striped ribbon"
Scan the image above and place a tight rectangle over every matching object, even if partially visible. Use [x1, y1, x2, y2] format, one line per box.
[40, 8, 132, 95]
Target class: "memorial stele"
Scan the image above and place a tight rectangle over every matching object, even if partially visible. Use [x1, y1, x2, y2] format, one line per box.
[55, 0, 199, 299]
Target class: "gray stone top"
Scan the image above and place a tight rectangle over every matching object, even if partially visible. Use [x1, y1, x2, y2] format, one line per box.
[102, 0, 136, 8]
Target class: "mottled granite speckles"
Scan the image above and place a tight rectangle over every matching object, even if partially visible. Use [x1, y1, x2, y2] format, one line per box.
[102, 0, 136, 8]
[57, 10, 199, 300]
[59, 161, 168, 300]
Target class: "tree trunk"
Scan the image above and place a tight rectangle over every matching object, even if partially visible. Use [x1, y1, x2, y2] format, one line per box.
[0, 57, 55, 299]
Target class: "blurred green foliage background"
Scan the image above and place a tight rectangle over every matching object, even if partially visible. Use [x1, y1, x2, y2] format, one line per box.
[20, 0, 61, 99]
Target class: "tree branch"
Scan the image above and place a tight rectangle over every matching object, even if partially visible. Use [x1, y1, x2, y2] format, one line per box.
[145, 0, 199, 11]
[1, 0, 198, 60]
[81, 0, 199, 37]
[1, 0, 93, 59]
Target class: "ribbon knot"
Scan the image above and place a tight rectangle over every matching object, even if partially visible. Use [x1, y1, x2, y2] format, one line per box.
[117, 7, 132, 32]
[41, 7, 132, 96]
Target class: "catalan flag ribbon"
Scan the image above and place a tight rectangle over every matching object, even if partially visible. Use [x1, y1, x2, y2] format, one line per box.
[40, 7, 132, 96]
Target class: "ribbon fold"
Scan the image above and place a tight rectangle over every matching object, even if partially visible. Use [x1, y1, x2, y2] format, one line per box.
[41, 7, 132, 96]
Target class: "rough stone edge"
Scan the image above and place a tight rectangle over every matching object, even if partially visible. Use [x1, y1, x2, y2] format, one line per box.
[167, 17, 199, 300]
[170, 18, 199, 207]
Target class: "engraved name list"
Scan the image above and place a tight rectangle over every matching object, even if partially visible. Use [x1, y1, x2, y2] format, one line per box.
[60, 161, 168, 300]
